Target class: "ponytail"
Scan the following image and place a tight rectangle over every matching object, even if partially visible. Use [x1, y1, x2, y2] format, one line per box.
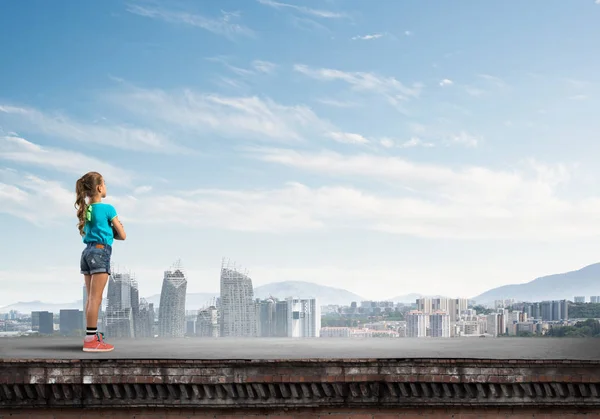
[75, 178, 88, 236]
[74, 172, 103, 236]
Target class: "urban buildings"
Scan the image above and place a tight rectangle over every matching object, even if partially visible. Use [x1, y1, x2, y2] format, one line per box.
[219, 259, 256, 337]
[136, 298, 155, 338]
[158, 261, 188, 338]
[34, 311, 53, 335]
[406, 311, 428, 337]
[591, 296, 600, 304]
[105, 272, 136, 338]
[59, 309, 83, 336]
[196, 306, 219, 337]
[287, 297, 320, 338]
[256, 298, 276, 337]
[574, 296, 585, 303]
[274, 300, 289, 337]
[430, 311, 451, 337]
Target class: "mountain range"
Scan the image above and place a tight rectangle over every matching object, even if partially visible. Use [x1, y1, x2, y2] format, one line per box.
[472, 262, 600, 305]
[3, 263, 600, 313]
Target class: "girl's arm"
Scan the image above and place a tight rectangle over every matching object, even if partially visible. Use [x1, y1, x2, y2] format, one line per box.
[111, 216, 127, 240]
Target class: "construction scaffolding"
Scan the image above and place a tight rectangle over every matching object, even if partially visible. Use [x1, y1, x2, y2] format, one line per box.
[158, 259, 187, 338]
[219, 258, 256, 337]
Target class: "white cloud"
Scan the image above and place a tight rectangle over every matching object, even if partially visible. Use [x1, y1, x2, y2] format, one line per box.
[0, 104, 181, 153]
[257, 0, 347, 18]
[294, 64, 422, 104]
[596, 0, 600, 4]
[0, 136, 135, 186]
[448, 131, 480, 147]
[405, 31, 413, 36]
[401, 137, 434, 148]
[379, 137, 434, 149]
[206, 56, 255, 77]
[134, 185, 153, 195]
[252, 60, 277, 74]
[352, 33, 383, 40]
[327, 131, 369, 144]
[439, 79, 453, 87]
[380, 138, 395, 148]
[316, 98, 358, 108]
[3, 159, 598, 241]
[126, 5, 254, 38]
[108, 85, 334, 143]
[0, 169, 74, 225]
[478, 74, 506, 87]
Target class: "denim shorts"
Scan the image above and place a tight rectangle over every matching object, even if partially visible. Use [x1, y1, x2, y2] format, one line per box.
[80, 243, 112, 275]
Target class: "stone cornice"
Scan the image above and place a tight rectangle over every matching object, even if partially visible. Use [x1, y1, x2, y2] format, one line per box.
[2, 358, 600, 409]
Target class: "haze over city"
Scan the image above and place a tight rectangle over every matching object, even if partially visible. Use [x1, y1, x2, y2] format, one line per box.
[2, 0, 600, 307]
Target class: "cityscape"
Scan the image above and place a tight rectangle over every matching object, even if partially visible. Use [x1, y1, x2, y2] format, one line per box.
[2, 258, 599, 340]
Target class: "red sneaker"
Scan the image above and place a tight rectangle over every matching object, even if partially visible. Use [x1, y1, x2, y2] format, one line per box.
[83, 332, 114, 352]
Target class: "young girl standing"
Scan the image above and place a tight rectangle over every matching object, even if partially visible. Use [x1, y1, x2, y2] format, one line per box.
[75, 171, 126, 352]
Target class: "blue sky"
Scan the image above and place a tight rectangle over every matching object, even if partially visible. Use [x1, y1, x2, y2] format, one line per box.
[1, 0, 600, 307]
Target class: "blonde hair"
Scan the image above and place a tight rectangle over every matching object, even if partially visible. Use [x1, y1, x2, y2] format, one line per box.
[74, 172, 103, 236]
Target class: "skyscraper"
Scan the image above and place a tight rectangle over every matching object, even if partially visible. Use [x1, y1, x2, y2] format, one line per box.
[36, 311, 54, 335]
[196, 306, 219, 337]
[256, 298, 277, 337]
[274, 300, 289, 337]
[158, 261, 187, 338]
[430, 312, 450, 337]
[219, 259, 256, 337]
[59, 309, 84, 336]
[136, 298, 155, 338]
[287, 297, 320, 338]
[105, 272, 136, 338]
[406, 311, 428, 337]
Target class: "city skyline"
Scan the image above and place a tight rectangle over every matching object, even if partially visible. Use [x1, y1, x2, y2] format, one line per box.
[2, 1, 600, 306]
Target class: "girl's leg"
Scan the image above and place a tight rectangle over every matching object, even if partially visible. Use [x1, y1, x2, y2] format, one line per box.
[86, 273, 109, 329]
[84, 275, 91, 326]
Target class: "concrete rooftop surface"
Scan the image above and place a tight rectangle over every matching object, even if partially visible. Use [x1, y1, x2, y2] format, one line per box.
[1, 337, 599, 360]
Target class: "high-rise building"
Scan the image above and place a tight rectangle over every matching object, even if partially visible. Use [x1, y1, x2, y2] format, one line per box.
[591, 296, 600, 304]
[59, 309, 84, 336]
[136, 298, 155, 338]
[196, 306, 219, 337]
[429, 312, 450, 337]
[105, 272, 136, 338]
[486, 313, 500, 337]
[256, 298, 277, 337]
[37, 311, 54, 335]
[574, 296, 585, 304]
[541, 301, 552, 321]
[287, 297, 320, 338]
[275, 300, 288, 337]
[406, 310, 428, 337]
[31, 311, 40, 331]
[158, 261, 187, 338]
[219, 259, 256, 337]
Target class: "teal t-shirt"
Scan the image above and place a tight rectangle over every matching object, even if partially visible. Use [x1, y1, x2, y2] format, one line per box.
[83, 202, 118, 246]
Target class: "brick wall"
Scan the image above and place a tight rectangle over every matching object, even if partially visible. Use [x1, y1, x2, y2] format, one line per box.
[2, 407, 600, 418]
[2, 358, 600, 410]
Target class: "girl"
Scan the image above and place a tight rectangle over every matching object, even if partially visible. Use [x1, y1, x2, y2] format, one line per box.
[75, 171, 126, 352]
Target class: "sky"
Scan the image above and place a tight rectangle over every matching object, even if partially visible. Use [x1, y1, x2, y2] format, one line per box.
[1, 0, 600, 307]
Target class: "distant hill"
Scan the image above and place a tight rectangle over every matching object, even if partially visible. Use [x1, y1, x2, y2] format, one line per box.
[0, 300, 82, 314]
[472, 262, 600, 305]
[254, 281, 364, 306]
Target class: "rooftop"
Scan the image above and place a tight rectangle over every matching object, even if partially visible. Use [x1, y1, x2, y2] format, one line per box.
[1, 337, 599, 360]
